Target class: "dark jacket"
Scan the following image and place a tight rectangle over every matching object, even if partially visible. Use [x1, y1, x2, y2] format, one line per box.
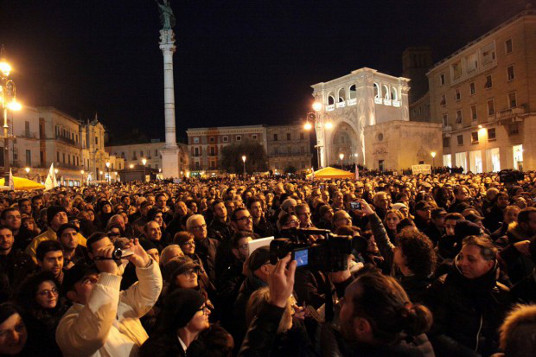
[208, 218, 233, 242]
[253, 216, 276, 238]
[140, 332, 188, 357]
[0, 249, 35, 302]
[232, 275, 267, 348]
[425, 265, 512, 357]
[320, 323, 435, 357]
[195, 237, 220, 283]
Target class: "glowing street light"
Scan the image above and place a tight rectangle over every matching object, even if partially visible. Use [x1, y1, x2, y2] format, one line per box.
[339, 153, 345, 167]
[141, 158, 147, 182]
[325, 121, 333, 130]
[431, 151, 436, 170]
[303, 121, 313, 131]
[0, 46, 22, 180]
[242, 155, 247, 177]
[312, 101, 322, 112]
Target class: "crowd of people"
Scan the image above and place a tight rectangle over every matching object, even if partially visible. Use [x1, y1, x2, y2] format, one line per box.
[1, 171, 536, 356]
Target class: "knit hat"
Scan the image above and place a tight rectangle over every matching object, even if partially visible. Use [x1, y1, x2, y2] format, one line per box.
[162, 288, 205, 329]
[57, 223, 79, 239]
[455, 220, 482, 240]
[246, 246, 271, 272]
[392, 203, 408, 211]
[47, 206, 67, 226]
[414, 201, 431, 211]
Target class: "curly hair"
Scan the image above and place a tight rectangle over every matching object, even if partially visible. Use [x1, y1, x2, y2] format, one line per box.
[397, 230, 436, 278]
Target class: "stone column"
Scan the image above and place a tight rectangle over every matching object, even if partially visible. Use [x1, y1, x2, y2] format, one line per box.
[159, 29, 180, 178]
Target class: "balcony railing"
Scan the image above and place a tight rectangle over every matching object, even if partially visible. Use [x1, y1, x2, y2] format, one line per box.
[55, 135, 78, 146]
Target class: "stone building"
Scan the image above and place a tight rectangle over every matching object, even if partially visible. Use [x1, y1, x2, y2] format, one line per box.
[106, 140, 189, 176]
[311, 67, 441, 170]
[3, 106, 122, 185]
[428, 9, 536, 172]
[265, 124, 312, 172]
[186, 125, 267, 174]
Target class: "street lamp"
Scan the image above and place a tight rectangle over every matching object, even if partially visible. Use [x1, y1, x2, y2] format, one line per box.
[129, 164, 134, 169]
[80, 169, 85, 186]
[339, 153, 345, 168]
[431, 151, 436, 172]
[0, 47, 21, 180]
[105, 161, 111, 183]
[241, 155, 247, 177]
[141, 158, 147, 182]
[24, 166, 30, 178]
[305, 101, 333, 169]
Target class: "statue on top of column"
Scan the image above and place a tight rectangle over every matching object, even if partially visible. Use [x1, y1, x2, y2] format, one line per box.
[155, 0, 175, 30]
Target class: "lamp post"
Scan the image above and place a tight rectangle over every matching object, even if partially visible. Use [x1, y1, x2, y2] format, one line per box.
[241, 155, 246, 177]
[80, 169, 85, 186]
[141, 158, 147, 182]
[304, 101, 333, 169]
[54, 168, 59, 186]
[339, 153, 345, 168]
[0, 47, 22, 181]
[24, 166, 30, 179]
[431, 151, 436, 173]
[105, 161, 111, 184]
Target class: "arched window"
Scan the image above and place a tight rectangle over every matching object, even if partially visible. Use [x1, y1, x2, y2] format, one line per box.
[328, 94, 335, 105]
[338, 88, 346, 102]
[391, 87, 398, 100]
[374, 83, 380, 98]
[349, 84, 356, 99]
[382, 85, 390, 100]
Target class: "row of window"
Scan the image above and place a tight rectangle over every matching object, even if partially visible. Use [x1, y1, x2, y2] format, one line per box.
[325, 83, 400, 108]
[192, 134, 259, 144]
[55, 126, 79, 144]
[273, 132, 305, 141]
[442, 92, 518, 126]
[438, 39, 513, 86]
[440, 66, 515, 107]
[56, 152, 80, 166]
[271, 146, 307, 155]
[443, 124, 519, 148]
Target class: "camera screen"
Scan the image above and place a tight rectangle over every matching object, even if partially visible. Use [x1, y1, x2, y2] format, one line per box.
[350, 201, 361, 210]
[294, 248, 309, 267]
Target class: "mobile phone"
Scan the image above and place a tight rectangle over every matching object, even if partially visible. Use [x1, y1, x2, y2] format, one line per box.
[293, 248, 309, 268]
[350, 201, 361, 210]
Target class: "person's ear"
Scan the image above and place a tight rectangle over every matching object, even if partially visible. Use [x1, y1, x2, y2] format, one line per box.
[66, 290, 77, 303]
[354, 316, 373, 341]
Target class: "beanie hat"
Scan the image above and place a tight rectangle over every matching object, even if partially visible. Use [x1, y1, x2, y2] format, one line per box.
[455, 220, 482, 240]
[392, 203, 408, 211]
[47, 206, 67, 226]
[57, 223, 79, 239]
[163, 288, 205, 329]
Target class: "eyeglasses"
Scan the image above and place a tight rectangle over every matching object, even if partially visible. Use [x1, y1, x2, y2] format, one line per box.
[182, 240, 196, 246]
[191, 224, 207, 231]
[181, 268, 198, 277]
[236, 216, 253, 222]
[37, 287, 59, 296]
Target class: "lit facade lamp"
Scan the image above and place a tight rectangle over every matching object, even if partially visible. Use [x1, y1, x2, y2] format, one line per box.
[105, 162, 111, 183]
[24, 166, 30, 178]
[80, 169, 85, 186]
[0, 47, 22, 180]
[431, 151, 437, 170]
[141, 158, 147, 182]
[339, 153, 345, 167]
[241, 155, 246, 177]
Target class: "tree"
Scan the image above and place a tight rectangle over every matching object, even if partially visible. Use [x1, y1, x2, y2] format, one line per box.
[219, 140, 268, 174]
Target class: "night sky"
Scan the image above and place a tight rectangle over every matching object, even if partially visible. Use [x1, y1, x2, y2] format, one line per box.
[0, 0, 530, 144]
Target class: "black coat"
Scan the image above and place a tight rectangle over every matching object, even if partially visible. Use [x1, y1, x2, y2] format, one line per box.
[425, 265, 512, 357]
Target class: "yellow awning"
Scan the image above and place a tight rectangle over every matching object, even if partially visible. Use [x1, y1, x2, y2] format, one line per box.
[306, 166, 354, 179]
[0, 176, 45, 191]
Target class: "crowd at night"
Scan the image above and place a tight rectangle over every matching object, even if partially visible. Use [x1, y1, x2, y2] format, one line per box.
[1, 171, 536, 356]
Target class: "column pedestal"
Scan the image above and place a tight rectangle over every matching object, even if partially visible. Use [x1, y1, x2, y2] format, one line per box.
[161, 146, 180, 179]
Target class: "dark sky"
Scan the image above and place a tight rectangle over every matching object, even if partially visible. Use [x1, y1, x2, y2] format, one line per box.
[0, 0, 530, 144]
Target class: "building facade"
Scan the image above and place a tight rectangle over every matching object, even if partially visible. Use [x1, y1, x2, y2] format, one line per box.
[265, 124, 312, 172]
[106, 141, 189, 177]
[186, 125, 267, 174]
[428, 9, 536, 172]
[2, 106, 122, 185]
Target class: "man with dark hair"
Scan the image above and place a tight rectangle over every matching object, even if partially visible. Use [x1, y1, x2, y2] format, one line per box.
[208, 200, 232, 242]
[426, 235, 512, 356]
[57, 223, 88, 270]
[230, 208, 254, 234]
[436, 212, 465, 261]
[0, 208, 21, 239]
[36, 240, 64, 282]
[484, 191, 510, 232]
[248, 198, 275, 237]
[31, 195, 43, 220]
[143, 220, 164, 252]
[500, 207, 536, 284]
[0, 226, 35, 302]
[25, 206, 87, 263]
[424, 208, 446, 245]
[56, 235, 162, 356]
[449, 185, 471, 213]
[17, 198, 32, 217]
